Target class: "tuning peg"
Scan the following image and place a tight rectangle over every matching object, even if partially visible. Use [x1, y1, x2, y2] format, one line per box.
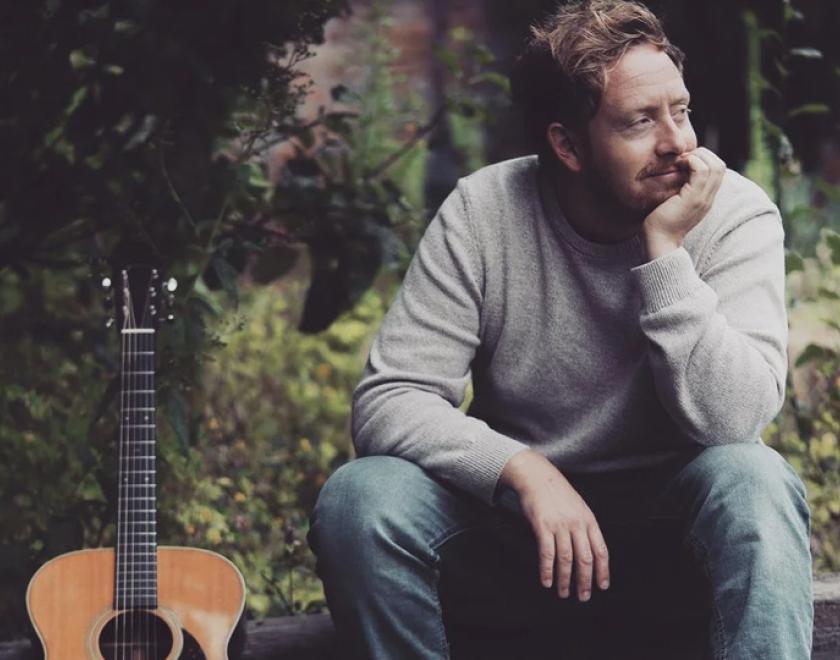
[166, 313, 175, 323]
[103, 294, 113, 310]
[105, 317, 115, 328]
[165, 277, 178, 293]
[101, 276, 112, 290]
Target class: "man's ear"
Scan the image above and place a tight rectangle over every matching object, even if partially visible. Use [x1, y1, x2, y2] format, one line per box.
[547, 122, 585, 173]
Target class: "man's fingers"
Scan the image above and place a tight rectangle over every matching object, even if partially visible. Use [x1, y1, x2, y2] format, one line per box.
[588, 523, 610, 591]
[555, 531, 574, 598]
[538, 531, 555, 589]
[689, 148, 726, 197]
[571, 526, 594, 601]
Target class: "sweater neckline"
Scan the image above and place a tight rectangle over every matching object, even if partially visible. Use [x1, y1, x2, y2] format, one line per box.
[536, 159, 643, 261]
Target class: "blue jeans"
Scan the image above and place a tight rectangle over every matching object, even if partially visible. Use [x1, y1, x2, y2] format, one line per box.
[307, 444, 813, 659]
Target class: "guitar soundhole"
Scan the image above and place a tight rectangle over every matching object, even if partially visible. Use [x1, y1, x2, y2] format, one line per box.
[98, 610, 173, 660]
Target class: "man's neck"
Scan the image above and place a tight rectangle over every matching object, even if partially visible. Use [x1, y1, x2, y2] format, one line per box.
[553, 171, 643, 245]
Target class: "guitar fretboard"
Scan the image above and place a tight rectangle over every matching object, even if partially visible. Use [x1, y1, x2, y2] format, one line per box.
[115, 328, 158, 610]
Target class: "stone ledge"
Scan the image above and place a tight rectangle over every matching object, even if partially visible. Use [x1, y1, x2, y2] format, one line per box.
[3, 573, 838, 659]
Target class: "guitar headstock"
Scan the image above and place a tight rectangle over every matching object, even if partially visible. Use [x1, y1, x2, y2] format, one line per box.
[101, 265, 177, 331]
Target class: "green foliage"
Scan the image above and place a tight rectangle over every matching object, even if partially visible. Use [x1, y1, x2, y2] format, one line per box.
[745, 1, 840, 572]
[767, 229, 840, 572]
[164, 279, 387, 616]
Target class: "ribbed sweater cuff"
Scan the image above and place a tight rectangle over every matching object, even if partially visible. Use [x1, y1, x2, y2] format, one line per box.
[456, 432, 530, 506]
[630, 247, 702, 313]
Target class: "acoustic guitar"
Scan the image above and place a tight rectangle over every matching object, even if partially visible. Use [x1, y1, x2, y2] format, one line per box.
[26, 266, 246, 659]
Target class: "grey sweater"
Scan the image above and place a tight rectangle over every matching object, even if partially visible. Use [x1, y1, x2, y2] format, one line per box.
[351, 155, 788, 505]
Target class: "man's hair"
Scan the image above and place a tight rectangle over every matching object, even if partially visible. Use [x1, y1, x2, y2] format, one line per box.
[511, 0, 685, 158]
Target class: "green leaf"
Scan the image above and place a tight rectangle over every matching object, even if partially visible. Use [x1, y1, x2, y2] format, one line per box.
[825, 231, 840, 265]
[795, 343, 836, 368]
[471, 44, 495, 66]
[785, 251, 804, 274]
[790, 47, 823, 59]
[822, 318, 840, 334]
[815, 179, 840, 204]
[434, 46, 460, 74]
[783, 5, 804, 22]
[817, 288, 840, 300]
[469, 71, 511, 93]
[788, 103, 831, 119]
[211, 256, 240, 306]
[164, 389, 190, 455]
[450, 26, 472, 42]
[69, 49, 96, 69]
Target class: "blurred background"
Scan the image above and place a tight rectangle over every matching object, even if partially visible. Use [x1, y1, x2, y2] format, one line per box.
[1, 0, 839, 638]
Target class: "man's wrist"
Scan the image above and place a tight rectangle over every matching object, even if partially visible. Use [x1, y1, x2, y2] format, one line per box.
[641, 229, 682, 261]
[498, 448, 539, 491]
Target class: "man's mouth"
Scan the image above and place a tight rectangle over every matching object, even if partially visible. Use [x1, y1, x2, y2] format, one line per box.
[649, 168, 681, 177]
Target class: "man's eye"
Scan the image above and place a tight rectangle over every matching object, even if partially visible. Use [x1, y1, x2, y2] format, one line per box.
[676, 107, 693, 120]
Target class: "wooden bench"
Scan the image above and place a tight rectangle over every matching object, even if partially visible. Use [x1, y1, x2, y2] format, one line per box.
[2, 573, 837, 659]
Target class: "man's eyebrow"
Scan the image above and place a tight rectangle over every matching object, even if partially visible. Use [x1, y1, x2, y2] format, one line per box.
[624, 93, 691, 114]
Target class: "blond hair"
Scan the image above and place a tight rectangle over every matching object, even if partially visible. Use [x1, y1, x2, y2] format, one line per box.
[511, 0, 684, 154]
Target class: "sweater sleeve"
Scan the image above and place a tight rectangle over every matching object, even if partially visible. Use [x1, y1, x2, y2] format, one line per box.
[629, 207, 788, 445]
[351, 182, 529, 505]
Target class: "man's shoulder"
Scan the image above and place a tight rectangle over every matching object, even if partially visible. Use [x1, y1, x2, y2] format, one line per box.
[716, 168, 777, 213]
[686, 168, 783, 267]
[708, 169, 780, 231]
[690, 169, 781, 245]
[457, 155, 539, 205]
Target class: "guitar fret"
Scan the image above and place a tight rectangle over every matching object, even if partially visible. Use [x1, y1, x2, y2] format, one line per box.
[116, 576, 158, 579]
[123, 424, 155, 428]
[122, 329, 154, 334]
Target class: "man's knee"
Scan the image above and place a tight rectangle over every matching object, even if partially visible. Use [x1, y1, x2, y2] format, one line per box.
[308, 455, 437, 559]
[679, 443, 811, 560]
[685, 443, 807, 504]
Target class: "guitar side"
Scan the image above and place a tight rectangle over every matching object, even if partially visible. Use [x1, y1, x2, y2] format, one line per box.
[27, 546, 246, 659]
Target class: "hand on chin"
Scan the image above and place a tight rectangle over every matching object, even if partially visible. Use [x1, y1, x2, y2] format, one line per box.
[640, 147, 727, 259]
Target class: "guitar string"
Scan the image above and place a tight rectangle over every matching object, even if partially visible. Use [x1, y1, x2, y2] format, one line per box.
[133, 326, 139, 657]
[149, 327, 158, 660]
[145, 328, 153, 657]
[117, 322, 126, 660]
[129, 318, 135, 659]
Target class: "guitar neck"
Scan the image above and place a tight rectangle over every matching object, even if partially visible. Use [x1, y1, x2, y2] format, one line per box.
[115, 327, 158, 610]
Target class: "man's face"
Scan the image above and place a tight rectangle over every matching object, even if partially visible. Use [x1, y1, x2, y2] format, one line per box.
[577, 43, 698, 216]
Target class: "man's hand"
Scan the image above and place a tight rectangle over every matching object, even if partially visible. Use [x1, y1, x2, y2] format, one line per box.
[498, 449, 610, 601]
[641, 147, 727, 260]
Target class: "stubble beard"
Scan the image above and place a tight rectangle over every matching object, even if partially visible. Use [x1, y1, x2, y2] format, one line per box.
[584, 162, 684, 225]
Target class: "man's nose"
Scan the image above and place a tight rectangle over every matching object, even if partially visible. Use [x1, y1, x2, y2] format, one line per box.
[655, 115, 687, 156]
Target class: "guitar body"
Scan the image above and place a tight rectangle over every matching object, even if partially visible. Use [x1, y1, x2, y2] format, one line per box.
[26, 546, 245, 659]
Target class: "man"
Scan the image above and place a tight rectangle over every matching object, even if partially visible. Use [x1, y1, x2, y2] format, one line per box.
[307, 1, 814, 658]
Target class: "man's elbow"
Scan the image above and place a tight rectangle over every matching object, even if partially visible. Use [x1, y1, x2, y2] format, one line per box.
[692, 391, 784, 447]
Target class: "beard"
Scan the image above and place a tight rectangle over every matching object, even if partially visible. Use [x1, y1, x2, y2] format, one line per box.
[582, 158, 685, 222]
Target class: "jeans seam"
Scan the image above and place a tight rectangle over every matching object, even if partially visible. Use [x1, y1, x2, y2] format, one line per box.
[430, 558, 451, 660]
[685, 529, 728, 660]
